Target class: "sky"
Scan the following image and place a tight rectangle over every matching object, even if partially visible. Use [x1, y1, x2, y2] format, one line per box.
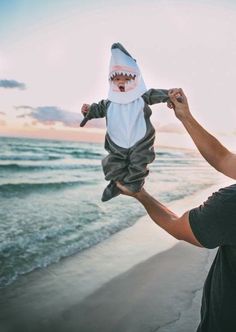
[1, 0, 236, 148]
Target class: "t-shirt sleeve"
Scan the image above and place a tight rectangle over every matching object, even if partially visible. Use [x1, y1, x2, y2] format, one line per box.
[189, 185, 236, 249]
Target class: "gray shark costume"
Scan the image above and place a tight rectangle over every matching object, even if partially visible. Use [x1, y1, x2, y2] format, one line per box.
[81, 43, 169, 201]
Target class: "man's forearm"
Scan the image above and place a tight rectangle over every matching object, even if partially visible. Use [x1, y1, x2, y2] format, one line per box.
[182, 114, 230, 172]
[134, 189, 202, 246]
[135, 190, 180, 238]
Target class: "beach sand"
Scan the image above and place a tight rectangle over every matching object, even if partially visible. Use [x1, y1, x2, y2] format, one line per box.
[0, 180, 232, 332]
[0, 243, 215, 332]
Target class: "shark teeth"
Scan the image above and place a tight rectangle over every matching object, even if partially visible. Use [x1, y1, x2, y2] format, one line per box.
[109, 71, 136, 80]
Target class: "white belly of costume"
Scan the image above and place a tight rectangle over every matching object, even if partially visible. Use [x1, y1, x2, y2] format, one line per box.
[107, 97, 146, 149]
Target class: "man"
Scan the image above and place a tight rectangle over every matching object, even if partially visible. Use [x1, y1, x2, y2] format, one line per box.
[117, 88, 236, 332]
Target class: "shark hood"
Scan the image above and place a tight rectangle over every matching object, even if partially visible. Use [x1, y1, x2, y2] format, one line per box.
[108, 43, 147, 104]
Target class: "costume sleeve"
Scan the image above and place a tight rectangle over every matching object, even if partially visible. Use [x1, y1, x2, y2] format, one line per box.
[86, 99, 109, 120]
[142, 89, 169, 105]
[189, 185, 236, 249]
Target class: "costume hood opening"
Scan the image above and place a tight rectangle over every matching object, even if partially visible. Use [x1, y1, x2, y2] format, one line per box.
[108, 43, 147, 104]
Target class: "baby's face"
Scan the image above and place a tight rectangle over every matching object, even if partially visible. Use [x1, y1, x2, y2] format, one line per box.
[112, 74, 134, 92]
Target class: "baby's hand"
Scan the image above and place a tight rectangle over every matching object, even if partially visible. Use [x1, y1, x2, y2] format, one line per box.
[81, 104, 90, 116]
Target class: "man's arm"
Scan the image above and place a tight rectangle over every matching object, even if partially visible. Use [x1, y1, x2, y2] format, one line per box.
[116, 183, 202, 247]
[168, 89, 236, 180]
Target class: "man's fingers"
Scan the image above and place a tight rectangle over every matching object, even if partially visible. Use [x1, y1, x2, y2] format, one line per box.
[116, 181, 132, 196]
[168, 88, 185, 104]
[169, 88, 181, 97]
[179, 89, 187, 102]
[116, 181, 124, 190]
[167, 101, 174, 109]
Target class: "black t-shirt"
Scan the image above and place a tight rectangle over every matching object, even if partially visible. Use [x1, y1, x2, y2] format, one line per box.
[189, 184, 236, 332]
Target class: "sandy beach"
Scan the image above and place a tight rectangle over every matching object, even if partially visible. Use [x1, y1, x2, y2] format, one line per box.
[0, 180, 232, 332]
[0, 244, 215, 332]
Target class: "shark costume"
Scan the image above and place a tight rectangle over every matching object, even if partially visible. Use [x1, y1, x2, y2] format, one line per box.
[80, 43, 169, 201]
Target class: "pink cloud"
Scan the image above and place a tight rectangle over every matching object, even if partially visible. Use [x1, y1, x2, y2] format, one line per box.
[0, 120, 6, 126]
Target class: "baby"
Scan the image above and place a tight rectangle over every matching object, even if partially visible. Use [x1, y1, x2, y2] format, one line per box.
[81, 42, 170, 202]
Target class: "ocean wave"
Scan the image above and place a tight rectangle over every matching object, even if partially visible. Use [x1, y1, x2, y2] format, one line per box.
[0, 162, 102, 172]
[0, 180, 91, 196]
[0, 137, 222, 289]
[0, 151, 104, 162]
[0, 211, 140, 288]
[70, 150, 105, 159]
[0, 155, 61, 161]
[156, 151, 186, 158]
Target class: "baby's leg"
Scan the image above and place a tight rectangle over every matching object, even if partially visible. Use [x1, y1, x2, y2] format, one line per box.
[102, 151, 128, 181]
[123, 143, 155, 192]
[101, 150, 128, 202]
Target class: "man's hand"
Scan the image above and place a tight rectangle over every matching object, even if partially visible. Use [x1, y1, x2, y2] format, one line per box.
[81, 104, 90, 116]
[168, 88, 191, 121]
[116, 182, 144, 198]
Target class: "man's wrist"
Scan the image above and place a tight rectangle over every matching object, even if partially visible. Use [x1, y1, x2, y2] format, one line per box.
[135, 188, 148, 201]
[179, 112, 194, 125]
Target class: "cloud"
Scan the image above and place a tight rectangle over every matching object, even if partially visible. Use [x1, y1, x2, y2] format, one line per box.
[15, 105, 34, 111]
[16, 105, 34, 118]
[0, 120, 6, 126]
[16, 105, 82, 127]
[0, 79, 26, 90]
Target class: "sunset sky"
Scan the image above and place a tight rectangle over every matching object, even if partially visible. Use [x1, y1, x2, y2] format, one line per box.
[1, 0, 236, 148]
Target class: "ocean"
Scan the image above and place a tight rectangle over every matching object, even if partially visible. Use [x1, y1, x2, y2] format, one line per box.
[0, 136, 224, 288]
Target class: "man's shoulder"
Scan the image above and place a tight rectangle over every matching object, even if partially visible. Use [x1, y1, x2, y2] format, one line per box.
[216, 183, 236, 203]
[213, 183, 236, 218]
[199, 183, 236, 210]
[189, 183, 236, 249]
